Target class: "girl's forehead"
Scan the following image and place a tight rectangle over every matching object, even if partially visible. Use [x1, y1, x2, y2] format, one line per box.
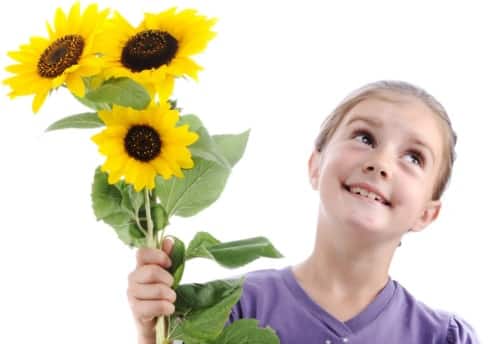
[340, 95, 440, 133]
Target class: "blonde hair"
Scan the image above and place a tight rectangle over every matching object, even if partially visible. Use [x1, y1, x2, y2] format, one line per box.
[314, 80, 457, 200]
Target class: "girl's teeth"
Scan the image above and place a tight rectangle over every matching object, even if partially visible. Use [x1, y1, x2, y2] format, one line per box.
[350, 187, 384, 204]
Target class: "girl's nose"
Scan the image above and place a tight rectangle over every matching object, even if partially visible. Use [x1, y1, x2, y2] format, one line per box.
[363, 164, 389, 178]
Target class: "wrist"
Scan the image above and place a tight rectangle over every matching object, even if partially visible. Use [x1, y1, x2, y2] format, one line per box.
[138, 334, 155, 344]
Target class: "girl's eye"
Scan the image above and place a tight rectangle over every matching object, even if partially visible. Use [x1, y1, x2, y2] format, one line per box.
[352, 130, 375, 147]
[352, 129, 426, 168]
[405, 151, 425, 167]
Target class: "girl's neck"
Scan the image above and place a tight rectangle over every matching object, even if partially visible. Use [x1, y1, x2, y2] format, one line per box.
[294, 225, 397, 299]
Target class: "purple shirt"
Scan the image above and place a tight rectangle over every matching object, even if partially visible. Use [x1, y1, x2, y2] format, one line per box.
[226, 266, 479, 343]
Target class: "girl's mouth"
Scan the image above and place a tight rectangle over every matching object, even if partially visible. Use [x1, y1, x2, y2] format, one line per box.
[342, 183, 392, 207]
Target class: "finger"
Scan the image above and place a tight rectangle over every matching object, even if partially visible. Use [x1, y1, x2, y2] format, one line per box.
[136, 247, 171, 269]
[162, 236, 175, 256]
[129, 283, 176, 302]
[132, 265, 174, 286]
[132, 299, 176, 323]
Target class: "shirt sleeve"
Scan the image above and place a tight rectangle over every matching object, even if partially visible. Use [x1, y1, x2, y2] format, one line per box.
[224, 300, 243, 327]
[446, 314, 480, 344]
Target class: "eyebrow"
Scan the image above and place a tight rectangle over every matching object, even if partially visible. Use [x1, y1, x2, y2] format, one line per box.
[345, 116, 383, 128]
[345, 116, 436, 163]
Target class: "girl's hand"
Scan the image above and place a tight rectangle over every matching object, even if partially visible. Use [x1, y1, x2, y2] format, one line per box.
[127, 237, 176, 344]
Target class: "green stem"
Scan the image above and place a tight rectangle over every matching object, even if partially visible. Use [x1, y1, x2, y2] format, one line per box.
[144, 189, 169, 344]
[144, 189, 154, 248]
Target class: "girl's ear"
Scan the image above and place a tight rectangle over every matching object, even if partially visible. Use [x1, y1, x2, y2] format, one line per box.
[410, 199, 442, 232]
[308, 149, 322, 190]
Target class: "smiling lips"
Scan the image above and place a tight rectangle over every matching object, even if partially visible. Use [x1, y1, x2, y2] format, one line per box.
[343, 183, 392, 207]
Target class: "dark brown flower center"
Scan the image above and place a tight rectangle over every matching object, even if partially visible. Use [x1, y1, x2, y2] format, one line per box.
[121, 29, 178, 72]
[37, 35, 84, 78]
[125, 125, 162, 162]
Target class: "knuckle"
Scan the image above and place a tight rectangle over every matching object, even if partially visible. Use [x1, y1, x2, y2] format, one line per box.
[158, 286, 169, 299]
[165, 274, 174, 286]
[127, 285, 138, 300]
[159, 286, 176, 301]
[162, 270, 174, 286]
[164, 256, 172, 268]
[161, 301, 175, 315]
[146, 266, 157, 281]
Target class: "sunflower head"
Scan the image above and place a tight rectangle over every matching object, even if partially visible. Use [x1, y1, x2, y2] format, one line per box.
[96, 7, 217, 103]
[3, 3, 109, 113]
[91, 103, 199, 191]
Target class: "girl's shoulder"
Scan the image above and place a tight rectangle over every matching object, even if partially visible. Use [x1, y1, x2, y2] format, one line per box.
[446, 314, 480, 344]
[394, 281, 479, 344]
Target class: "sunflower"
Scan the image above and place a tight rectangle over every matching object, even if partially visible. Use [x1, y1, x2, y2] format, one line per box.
[96, 7, 216, 102]
[3, 3, 109, 113]
[92, 103, 199, 191]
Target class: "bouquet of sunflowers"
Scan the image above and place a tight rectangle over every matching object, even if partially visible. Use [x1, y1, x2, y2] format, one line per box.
[4, 3, 282, 344]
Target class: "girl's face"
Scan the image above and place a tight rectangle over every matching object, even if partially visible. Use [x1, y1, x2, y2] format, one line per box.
[309, 93, 444, 244]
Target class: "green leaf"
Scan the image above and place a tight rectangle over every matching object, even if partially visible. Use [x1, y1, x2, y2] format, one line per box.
[188, 236, 284, 269]
[115, 181, 144, 217]
[172, 277, 244, 343]
[178, 114, 203, 131]
[91, 167, 146, 248]
[115, 183, 166, 233]
[179, 114, 231, 169]
[174, 278, 243, 315]
[85, 77, 150, 110]
[155, 125, 251, 218]
[101, 212, 145, 247]
[72, 92, 110, 111]
[152, 205, 168, 232]
[212, 319, 280, 344]
[155, 157, 231, 218]
[91, 167, 123, 220]
[168, 236, 186, 289]
[186, 232, 221, 260]
[212, 130, 251, 168]
[45, 112, 104, 132]
[129, 223, 146, 239]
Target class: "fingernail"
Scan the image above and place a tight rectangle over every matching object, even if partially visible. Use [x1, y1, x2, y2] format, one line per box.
[165, 236, 175, 244]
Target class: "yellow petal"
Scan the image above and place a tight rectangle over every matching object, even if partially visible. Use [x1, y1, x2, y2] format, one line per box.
[157, 77, 175, 103]
[112, 11, 136, 36]
[5, 64, 34, 74]
[151, 156, 173, 179]
[108, 172, 122, 185]
[76, 57, 102, 76]
[96, 139, 124, 156]
[161, 150, 183, 177]
[51, 74, 66, 89]
[67, 2, 81, 34]
[32, 90, 48, 113]
[46, 20, 54, 38]
[103, 154, 127, 173]
[166, 57, 201, 80]
[138, 163, 156, 191]
[54, 7, 68, 34]
[66, 73, 85, 97]
[7, 50, 37, 64]
[124, 159, 141, 189]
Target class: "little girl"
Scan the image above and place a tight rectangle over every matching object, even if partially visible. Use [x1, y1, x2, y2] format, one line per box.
[127, 80, 479, 343]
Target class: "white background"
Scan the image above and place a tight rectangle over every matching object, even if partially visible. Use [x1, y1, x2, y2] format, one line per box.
[0, 0, 497, 342]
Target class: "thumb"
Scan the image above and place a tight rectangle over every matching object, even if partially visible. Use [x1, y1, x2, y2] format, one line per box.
[162, 236, 175, 257]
